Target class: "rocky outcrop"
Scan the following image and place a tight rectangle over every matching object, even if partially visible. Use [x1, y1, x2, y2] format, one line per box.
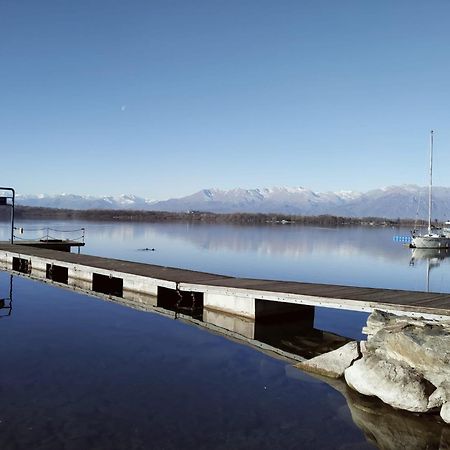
[296, 309, 450, 423]
[344, 310, 450, 423]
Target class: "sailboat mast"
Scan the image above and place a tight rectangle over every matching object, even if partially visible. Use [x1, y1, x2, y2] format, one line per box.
[428, 130, 434, 234]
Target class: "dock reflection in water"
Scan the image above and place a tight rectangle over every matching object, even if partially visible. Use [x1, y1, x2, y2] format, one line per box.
[89, 270, 450, 448]
[124, 286, 354, 360]
[2, 270, 449, 449]
[2, 268, 353, 361]
[204, 307, 350, 360]
[0, 274, 12, 318]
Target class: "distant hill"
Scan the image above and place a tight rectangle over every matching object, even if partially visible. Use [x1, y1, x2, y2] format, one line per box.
[14, 185, 450, 220]
[15, 193, 157, 211]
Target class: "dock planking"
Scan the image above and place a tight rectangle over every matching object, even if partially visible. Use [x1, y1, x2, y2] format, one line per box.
[1, 240, 85, 253]
[0, 243, 450, 319]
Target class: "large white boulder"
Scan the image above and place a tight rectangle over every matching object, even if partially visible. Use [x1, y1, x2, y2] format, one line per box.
[344, 353, 434, 413]
[366, 322, 450, 388]
[296, 341, 360, 378]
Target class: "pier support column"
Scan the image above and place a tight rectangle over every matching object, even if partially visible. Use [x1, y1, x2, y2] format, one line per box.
[203, 292, 255, 318]
[255, 299, 315, 322]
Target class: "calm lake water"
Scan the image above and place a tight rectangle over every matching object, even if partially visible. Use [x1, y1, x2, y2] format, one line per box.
[0, 220, 449, 449]
[7, 220, 449, 292]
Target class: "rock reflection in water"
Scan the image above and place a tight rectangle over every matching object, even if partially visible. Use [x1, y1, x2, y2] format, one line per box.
[324, 377, 450, 450]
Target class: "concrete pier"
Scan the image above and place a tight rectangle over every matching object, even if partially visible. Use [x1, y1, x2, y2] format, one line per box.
[0, 243, 450, 322]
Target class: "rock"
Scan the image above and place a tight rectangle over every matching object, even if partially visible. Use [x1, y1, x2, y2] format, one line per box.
[363, 309, 411, 338]
[441, 402, 450, 424]
[363, 309, 450, 339]
[347, 310, 450, 416]
[359, 340, 368, 355]
[296, 341, 360, 379]
[366, 320, 450, 388]
[428, 381, 450, 410]
[428, 386, 446, 410]
[344, 354, 434, 413]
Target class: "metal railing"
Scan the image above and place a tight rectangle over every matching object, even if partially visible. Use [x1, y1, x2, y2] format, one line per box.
[13, 226, 85, 244]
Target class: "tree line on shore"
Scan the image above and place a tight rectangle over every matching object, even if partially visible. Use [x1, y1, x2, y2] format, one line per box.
[0, 206, 428, 228]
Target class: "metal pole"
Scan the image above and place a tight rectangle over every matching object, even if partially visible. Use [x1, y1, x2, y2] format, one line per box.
[0, 187, 15, 244]
[10, 188, 15, 244]
[428, 131, 433, 235]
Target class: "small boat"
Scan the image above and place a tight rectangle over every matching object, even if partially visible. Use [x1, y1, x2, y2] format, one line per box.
[411, 131, 450, 249]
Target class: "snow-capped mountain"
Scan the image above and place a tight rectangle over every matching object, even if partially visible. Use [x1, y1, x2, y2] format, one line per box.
[14, 185, 450, 219]
[16, 193, 156, 210]
[147, 187, 362, 215]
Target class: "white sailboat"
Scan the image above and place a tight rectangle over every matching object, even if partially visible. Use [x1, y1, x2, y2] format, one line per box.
[411, 130, 450, 249]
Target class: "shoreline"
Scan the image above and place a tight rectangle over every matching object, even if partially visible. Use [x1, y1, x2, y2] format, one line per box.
[0, 206, 429, 228]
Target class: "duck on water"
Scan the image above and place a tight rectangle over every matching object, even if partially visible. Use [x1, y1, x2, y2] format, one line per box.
[411, 131, 450, 249]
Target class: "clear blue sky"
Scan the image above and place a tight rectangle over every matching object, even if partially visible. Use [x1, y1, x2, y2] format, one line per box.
[1, 0, 450, 199]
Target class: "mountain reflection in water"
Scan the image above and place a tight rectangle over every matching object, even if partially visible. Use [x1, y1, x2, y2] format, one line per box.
[4, 221, 450, 293]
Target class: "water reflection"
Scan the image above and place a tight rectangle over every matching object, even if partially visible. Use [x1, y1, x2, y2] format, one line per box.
[5, 220, 450, 292]
[2, 268, 353, 360]
[318, 376, 450, 450]
[409, 248, 450, 292]
[0, 274, 12, 318]
[204, 307, 351, 360]
[3, 270, 448, 449]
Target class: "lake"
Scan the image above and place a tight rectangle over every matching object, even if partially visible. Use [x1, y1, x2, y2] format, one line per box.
[7, 220, 449, 292]
[0, 220, 449, 449]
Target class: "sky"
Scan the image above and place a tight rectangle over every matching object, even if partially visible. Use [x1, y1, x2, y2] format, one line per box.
[1, 0, 450, 200]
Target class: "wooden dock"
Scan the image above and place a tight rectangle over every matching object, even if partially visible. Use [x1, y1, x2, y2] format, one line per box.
[1, 240, 84, 252]
[0, 243, 449, 321]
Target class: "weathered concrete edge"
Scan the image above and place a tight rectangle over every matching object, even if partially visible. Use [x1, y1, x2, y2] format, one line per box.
[180, 282, 450, 321]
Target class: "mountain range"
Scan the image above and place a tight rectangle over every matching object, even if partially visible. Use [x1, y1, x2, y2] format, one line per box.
[14, 185, 450, 220]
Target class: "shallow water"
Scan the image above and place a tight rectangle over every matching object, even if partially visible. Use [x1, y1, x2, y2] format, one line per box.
[0, 272, 376, 450]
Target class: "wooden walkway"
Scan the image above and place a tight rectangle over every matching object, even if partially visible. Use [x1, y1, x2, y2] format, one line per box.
[1, 240, 84, 252]
[0, 243, 449, 319]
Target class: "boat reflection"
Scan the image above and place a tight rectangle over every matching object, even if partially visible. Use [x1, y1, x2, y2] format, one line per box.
[0, 274, 12, 318]
[410, 248, 450, 265]
[409, 248, 450, 292]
